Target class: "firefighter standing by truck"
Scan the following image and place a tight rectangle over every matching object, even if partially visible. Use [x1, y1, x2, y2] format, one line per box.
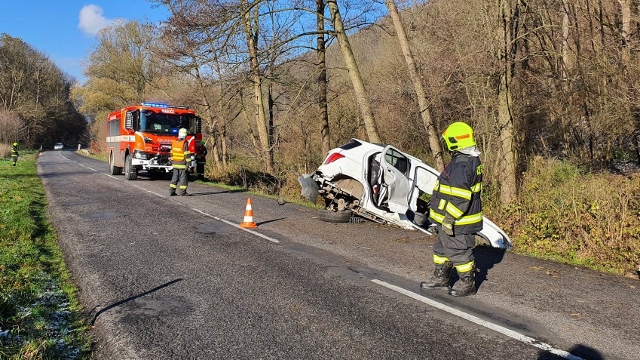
[186, 131, 198, 177]
[169, 128, 193, 196]
[11, 142, 19, 166]
[420, 121, 483, 297]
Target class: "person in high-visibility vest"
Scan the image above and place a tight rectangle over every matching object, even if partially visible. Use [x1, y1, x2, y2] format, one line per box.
[11, 142, 19, 166]
[169, 128, 192, 196]
[420, 121, 483, 297]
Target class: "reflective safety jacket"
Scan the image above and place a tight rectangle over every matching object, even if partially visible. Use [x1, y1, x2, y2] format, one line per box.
[429, 153, 483, 234]
[171, 139, 190, 170]
[11, 145, 18, 157]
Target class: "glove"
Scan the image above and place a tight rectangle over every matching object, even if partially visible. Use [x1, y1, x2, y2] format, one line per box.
[191, 161, 197, 168]
[442, 214, 455, 236]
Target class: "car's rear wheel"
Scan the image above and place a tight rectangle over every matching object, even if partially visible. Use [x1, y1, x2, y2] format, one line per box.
[317, 209, 352, 223]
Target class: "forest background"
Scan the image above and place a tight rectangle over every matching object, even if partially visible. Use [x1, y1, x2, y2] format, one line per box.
[2, 0, 640, 278]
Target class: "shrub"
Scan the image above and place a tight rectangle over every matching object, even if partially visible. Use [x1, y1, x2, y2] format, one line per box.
[489, 156, 640, 276]
[0, 143, 9, 159]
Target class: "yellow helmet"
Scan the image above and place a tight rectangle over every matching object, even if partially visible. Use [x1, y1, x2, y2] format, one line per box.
[178, 128, 188, 139]
[13, 142, 18, 147]
[442, 122, 476, 151]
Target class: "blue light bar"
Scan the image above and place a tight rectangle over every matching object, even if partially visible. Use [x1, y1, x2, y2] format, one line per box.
[141, 102, 170, 108]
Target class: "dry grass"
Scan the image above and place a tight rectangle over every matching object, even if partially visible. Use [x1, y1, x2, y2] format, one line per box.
[0, 142, 10, 159]
[485, 156, 640, 278]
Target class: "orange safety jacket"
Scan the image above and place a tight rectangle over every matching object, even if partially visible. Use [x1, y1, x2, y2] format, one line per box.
[171, 139, 190, 170]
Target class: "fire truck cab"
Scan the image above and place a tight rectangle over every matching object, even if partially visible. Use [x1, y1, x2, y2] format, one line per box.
[106, 102, 205, 180]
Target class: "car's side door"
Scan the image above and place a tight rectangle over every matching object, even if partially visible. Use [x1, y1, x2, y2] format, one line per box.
[407, 164, 439, 210]
[379, 146, 412, 213]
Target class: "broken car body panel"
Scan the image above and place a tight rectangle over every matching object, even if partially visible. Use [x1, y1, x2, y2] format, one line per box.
[299, 139, 512, 249]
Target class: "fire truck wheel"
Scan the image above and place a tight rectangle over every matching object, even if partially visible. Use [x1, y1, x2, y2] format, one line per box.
[124, 154, 137, 180]
[109, 153, 121, 175]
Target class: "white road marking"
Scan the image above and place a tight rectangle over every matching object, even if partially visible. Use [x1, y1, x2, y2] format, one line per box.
[371, 279, 584, 360]
[128, 183, 165, 198]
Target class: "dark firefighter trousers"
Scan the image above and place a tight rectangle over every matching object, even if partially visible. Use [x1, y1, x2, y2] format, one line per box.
[433, 226, 476, 265]
[170, 168, 189, 195]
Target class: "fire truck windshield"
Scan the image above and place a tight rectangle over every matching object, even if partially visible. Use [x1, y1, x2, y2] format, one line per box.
[138, 110, 197, 135]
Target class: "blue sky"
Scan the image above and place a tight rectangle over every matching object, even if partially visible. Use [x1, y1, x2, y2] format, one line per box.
[0, 1, 169, 84]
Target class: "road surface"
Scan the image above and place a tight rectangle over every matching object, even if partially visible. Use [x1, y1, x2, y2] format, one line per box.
[39, 150, 640, 360]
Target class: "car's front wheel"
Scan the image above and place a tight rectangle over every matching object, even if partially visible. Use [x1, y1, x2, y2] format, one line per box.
[317, 209, 352, 223]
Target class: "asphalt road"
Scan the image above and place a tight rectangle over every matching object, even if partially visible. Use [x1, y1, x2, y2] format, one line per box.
[39, 150, 640, 360]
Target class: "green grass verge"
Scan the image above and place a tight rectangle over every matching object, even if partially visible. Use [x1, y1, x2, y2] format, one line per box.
[0, 154, 92, 359]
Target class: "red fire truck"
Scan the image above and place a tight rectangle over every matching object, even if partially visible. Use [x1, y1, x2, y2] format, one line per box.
[106, 102, 206, 180]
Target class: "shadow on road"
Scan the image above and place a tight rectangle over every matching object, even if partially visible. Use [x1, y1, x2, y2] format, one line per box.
[257, 217, 287, 226]
[90, 278, 183, 326]
[189, 190, 236, 196]
[473, 246, 506, 290]
[537, 344, 603, 360]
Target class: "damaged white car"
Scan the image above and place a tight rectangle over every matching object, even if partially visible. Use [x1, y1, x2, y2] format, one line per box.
[299, 139, 512, 249]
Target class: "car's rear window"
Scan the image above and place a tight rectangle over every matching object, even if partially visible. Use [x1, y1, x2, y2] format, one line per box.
[339, 139, 361, 150]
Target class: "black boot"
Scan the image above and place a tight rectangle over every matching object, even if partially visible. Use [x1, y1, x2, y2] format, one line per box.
[420, 261, 453, 289]
[449, 269, 476, 297]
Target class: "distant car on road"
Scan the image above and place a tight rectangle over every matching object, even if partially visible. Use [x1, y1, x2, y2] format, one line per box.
[54, 143, 64, 150]
[299, 138, 512, 249]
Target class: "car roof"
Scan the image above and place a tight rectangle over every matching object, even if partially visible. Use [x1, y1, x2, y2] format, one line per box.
[337, 138, 383, 152]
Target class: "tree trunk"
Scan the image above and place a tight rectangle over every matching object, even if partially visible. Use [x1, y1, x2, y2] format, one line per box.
[497, 0, 519, 205]
[327, 0, 381, 143]
[561, 3, 571, 79]
[618, 0, 630, 65]
[384, 0, 444, 171]
[241, 0, 274, 173]
[317, 0, 330, 156]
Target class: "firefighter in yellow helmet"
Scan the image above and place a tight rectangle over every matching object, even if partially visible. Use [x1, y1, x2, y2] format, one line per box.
[11, 142, 19, 166]
[421, 121, 483, 297]
[169, 128, 192, 196]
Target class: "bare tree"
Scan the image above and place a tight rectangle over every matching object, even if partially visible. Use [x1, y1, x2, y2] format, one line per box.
[155, 0, 231, 173]
[239, 0, 275, 173]
[317, 0, 331, 156]
[79, 20, 159, 111]
[619, 0, 631, 64]
[0, 110, 24, 144]
[0, 34, 85, 147]
[384, 0, 443, 170]
[495, 0, 521, 205]
[327, 0, 381, 143]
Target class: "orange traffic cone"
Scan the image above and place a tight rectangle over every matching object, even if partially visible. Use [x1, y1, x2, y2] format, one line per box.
[240, 198, 258, 228]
